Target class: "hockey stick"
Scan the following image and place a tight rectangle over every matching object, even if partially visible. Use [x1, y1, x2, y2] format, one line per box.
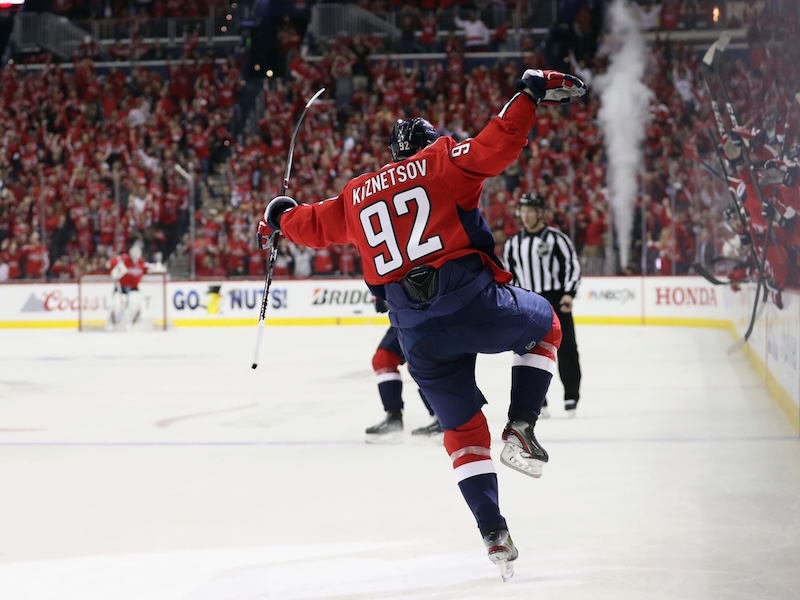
[778, 93, 797, 161]
[702, 40, 776, 353]
[691, 261, 747, 286]
[691, 262, 730, 286]
[703, 116, 763, 286]
[697, 159, 726, 184]
[710, 255, 749, 272]
[251, 87, 326, 369]
[704, 125, 761, 267]
[703, 39, 773, 216]
[699, 61, 754, 250]
[727, 219, 773, 355]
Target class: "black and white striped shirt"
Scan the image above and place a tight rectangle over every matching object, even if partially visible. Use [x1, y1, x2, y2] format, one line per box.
[502, 226, 581, 296]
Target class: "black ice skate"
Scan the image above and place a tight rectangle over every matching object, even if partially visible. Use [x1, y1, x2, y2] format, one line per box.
[500, 419, 549, 478]
[365, 411, 403, 444]
[411, 418, 443, 436]
[564, 399, 578, 418]
[483, 529, 519, 582]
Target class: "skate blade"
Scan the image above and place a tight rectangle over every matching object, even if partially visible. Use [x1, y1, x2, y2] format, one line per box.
[364, 430, 403, 444]
[497, 559, 515, 582]
[500, 442, 544, 478]
[489, 551, 515, 582]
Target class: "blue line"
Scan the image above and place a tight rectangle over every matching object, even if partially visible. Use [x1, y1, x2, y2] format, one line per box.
[0, 436, 796, 447]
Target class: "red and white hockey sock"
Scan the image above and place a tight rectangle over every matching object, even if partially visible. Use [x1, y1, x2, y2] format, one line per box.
[445, 411, 506, 533]
[373, 347, 404, 412]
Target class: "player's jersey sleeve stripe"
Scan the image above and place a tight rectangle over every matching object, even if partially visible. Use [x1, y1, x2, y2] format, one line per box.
[498, 92, 524, 118]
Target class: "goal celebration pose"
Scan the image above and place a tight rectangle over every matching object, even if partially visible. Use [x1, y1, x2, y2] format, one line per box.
[258, 68, 586, 579]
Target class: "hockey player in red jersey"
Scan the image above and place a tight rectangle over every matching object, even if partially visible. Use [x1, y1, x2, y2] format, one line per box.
[258, 69, 586, 580]
[108, 243, 164, 329]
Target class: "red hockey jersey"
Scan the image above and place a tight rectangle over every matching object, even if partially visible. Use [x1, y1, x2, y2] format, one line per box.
[111, 254, 148, 289]
[280, 92, 538, 291]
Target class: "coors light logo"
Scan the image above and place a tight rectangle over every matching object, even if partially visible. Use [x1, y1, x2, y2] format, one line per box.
[21, 291, 106, 312]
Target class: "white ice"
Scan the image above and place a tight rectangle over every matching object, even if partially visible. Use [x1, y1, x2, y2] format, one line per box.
[0, 324, 798, 600]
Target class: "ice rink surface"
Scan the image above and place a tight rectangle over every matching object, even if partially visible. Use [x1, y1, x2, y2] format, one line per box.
[1, 324, 799, 600]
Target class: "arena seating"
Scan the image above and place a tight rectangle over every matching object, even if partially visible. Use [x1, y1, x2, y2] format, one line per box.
[0, 0, 796, 294]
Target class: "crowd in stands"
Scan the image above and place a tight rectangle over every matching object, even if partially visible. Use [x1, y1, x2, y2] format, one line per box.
[0, 50, 242, 280]
[0, 0, 797, 291]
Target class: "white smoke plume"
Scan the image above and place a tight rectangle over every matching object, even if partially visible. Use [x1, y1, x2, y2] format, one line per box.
[595, 0, 653, 272]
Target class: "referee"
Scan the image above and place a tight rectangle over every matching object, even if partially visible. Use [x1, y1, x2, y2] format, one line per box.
[502, 191, 582, 418]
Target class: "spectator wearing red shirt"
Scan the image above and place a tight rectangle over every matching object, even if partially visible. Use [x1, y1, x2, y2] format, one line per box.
[224, 232, 250, 277]
[196, 255, 216, 278]
[248, 245, 266, 277]
[207, 255, 228, 278]
[182, 26, 200, 59]
[660, 0, 680, 30]
[189, 122, 211, 173]
[312, 245, 335, 276]
[582, 208, 607, 275]
[0, 239, 21, 280]
[419, 11, 439, 52]
[23, 232, 49, 279]
[272, 238, 293, 278]
[336, 244, 358, 276]
[49, 255, 76, 280]
[159, 190, 180, 254]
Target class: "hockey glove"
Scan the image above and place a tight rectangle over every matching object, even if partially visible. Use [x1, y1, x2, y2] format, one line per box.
[374, 297, 389, 313]
[258, 195, 298, 249]
[756, 160, 798, 187]
[516, 69, 587, 105]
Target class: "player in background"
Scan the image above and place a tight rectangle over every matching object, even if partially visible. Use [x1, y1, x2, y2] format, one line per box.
[366, 297, 442, 442]
[258, 68, 586, 579]
[108, 243, 166, 329]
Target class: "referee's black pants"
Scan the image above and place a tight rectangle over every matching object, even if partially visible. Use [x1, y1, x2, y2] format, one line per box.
[541, 291, 582, 403]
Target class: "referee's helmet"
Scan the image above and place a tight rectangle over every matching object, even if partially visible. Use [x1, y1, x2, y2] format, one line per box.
[517, 191, 545, 216]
